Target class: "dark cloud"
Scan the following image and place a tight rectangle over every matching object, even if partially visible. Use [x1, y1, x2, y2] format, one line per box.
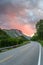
[0, 0, 43, 30]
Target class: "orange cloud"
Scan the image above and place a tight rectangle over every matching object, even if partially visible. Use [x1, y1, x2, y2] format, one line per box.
[6, 20, 36, 36]
[21, 24, 36, 36]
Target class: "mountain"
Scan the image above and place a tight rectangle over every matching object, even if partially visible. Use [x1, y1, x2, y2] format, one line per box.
[23, 35, 31, 40]
[4, 29, 23, 38]
[4, 29, 31, 39]
[0, 29, 10, 39]
[0, 29, 31, 48]
[0, 29, 31, 40]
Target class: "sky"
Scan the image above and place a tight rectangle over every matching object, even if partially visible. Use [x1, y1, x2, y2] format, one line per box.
[0, 0, 43, 36]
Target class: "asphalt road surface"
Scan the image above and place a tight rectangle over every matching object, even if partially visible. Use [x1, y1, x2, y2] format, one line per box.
[41, 47, 43, 65]
[0, 42, 42, 65]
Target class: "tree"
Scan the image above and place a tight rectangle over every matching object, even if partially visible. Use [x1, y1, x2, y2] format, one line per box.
[36, 20, 43, 40]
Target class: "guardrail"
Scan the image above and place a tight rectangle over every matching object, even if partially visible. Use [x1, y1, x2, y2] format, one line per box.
[0, 45, 18, 50]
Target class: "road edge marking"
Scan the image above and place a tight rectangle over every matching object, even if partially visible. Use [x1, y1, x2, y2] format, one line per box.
[38, 45, 41, 65]
[0, 55, 13, 63]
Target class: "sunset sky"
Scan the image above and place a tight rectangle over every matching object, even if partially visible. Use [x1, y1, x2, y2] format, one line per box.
[0, 0, 43, 36]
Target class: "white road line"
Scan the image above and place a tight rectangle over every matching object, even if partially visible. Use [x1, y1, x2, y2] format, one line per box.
[38, 45, 41, 65]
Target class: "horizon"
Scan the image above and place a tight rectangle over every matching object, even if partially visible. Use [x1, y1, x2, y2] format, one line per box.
[0, 0, 43, 36]
[0, 28, 33, 37]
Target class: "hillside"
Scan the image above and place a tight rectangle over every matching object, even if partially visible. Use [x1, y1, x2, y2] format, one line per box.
[4, 29, 23, 38]
[0, 29, 30, 48]
[0, 29, 10, 40]
[4, 29, 31, 40]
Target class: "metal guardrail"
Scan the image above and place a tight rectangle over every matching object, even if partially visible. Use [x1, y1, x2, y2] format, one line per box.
[0, 45, 18, 50]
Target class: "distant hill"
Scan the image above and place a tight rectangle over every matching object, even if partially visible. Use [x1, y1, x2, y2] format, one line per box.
[23, 35, 31, 40]
[0, 29, 31, 48]
[0, 29, 10, 39]
[4, 29, 31, 40]
[0, 29, 31, 40]
[4, 29, 23, 38]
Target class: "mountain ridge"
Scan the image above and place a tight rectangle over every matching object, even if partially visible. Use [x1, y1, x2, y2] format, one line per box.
[3, 29, 23, 38]
[3, 29, 31, 39]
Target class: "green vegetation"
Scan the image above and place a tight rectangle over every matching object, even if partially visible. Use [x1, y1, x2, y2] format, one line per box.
[0, 28, 10, 40]
[38, 41, 43, 46]
[31, 20, 43, 46]
[0, 29, 29, 48]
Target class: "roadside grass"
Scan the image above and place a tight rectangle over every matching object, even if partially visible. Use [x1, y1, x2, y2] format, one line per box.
[0, 50, 2, 53]
[0, 41, 30, 53]
[17, 41, 30, 47]
[38, 40, 43, 46]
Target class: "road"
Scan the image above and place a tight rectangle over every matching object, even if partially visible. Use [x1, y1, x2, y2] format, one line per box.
[0, 42, 42, 65]
[41, 47, 43, 65]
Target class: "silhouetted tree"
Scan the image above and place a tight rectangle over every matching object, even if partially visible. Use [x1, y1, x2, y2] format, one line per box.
[36, 20, 43, 40]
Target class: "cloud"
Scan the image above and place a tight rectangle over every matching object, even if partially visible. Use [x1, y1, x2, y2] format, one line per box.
[0, 0, 43, 35]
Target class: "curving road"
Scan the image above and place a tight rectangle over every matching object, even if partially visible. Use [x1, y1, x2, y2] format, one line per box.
[0, 42, 42, 65]
[41, 47, 43, 65]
